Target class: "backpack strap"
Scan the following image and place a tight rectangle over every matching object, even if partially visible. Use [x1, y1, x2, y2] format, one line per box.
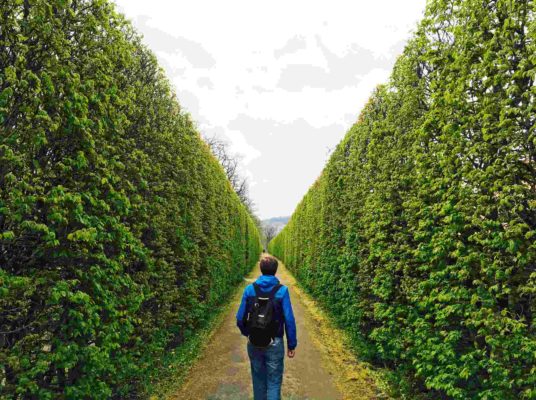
[252, 283, 263, 299]
[268, 284, 282, 299]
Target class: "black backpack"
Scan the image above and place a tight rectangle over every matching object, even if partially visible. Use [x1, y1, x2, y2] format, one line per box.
[245, 283, 282, 348]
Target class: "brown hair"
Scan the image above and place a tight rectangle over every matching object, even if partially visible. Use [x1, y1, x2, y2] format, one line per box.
[260, 256, 278, 276]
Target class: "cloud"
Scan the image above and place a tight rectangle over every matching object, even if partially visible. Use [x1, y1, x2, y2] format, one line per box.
[113, 0, 428, 219]
[387, 39, 409, 59]
[316, 35, 390, 75]
[276, 36, 397, 92]
[135, 16, 216, 68]
[155, 56, 186, 78]
[176, 89, 200, 117]
[226, 130, 262, 165]
[227, 114, 347, 218]
[197, 77, 214, 89]
[277, 64, 333, 92]
[202, 125, 262, 165]
[343, 112, 358, 125]
[252, 85, 272, 94]
[228, 114, 345, 156]
[274, 35, 307, 58]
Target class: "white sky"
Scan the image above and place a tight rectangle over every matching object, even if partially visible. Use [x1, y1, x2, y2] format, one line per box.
[113, 0, 427, 219]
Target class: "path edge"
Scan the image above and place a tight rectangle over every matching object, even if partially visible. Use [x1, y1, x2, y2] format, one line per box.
[146, 259, 260, 400]
[273, 256, 393, 400]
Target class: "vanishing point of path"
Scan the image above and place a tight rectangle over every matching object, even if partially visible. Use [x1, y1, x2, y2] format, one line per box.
[169, 255, 387, 400]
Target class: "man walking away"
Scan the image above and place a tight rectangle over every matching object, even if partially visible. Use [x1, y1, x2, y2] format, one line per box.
[236, 256, 297, 400]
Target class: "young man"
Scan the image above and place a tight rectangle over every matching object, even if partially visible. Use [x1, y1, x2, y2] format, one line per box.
[236, 256, 297, 400]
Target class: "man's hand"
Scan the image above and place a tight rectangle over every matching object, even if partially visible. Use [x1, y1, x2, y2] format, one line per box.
[287, 349, 295, 358]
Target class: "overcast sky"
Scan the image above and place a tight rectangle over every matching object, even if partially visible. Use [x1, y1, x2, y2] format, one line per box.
[113, 0, 427, 220]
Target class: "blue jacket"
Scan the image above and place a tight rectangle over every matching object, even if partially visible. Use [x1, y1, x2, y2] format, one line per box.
[236, 275, 297, 350]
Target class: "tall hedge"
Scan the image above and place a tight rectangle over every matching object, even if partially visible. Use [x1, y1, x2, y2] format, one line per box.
[270, 0, 535, 398]
[0, 1, 261, 398]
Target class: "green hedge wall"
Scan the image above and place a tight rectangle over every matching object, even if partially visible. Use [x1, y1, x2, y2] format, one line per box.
[0, 1, 261, 398]
[270, 0, 535, 398]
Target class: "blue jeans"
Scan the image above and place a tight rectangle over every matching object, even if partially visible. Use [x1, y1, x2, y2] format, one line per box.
[247, 336, 285, 400]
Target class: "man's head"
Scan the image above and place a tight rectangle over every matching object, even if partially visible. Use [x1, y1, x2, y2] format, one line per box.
[260, 256, 278, 276]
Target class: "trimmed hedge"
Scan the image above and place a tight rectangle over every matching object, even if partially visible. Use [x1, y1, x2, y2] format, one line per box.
[0, 1, 261, 398]
[270, 0, 535, 398]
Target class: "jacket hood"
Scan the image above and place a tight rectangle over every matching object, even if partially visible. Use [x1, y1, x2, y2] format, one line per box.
[255, 274, 280, 291]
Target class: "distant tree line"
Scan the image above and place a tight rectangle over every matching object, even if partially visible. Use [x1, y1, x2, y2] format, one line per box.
[270, 0, 535, 398]
[0, 0, 261, 398]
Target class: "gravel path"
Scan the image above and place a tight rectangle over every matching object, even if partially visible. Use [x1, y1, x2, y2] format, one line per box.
[169, 256, 383, 400]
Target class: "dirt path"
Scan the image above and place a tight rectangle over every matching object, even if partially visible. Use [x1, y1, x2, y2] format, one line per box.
[169, 255, 385, 400]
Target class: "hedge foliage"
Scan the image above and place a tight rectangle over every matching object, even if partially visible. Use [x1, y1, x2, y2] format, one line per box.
[270, 0, 535, 398]
[0, 1, 261, 398]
